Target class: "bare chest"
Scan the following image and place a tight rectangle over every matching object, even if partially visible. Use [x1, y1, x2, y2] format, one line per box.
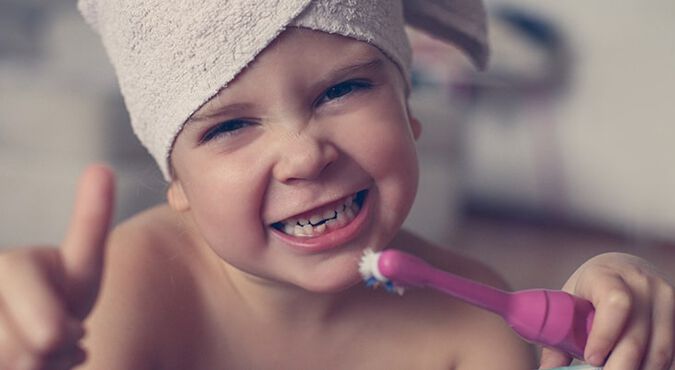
[153, 296, 459, 370]
[163, 326, 456, 370]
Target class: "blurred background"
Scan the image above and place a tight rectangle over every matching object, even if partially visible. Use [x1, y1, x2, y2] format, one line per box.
[1, 0, 673, 289]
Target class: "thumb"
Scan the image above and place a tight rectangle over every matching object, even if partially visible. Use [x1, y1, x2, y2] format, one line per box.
[61, 164, 116, 319]
[539, 347, 572, 369]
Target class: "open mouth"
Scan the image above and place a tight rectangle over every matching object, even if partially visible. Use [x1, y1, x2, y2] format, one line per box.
[271, 190, 367, 238]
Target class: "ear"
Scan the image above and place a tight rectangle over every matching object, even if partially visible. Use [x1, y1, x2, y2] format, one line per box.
[167, 180, 190, 212]
[409, 115, 422, 140]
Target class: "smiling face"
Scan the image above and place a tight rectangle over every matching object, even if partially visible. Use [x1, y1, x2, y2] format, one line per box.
[168, 28, 421, 293]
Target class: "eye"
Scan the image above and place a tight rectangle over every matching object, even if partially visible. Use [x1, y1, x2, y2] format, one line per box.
[200, 119, 252, 143]
[317, 80, 373, 106]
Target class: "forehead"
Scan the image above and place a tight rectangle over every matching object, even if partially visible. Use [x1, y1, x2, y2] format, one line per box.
[193, 28, 403, 113]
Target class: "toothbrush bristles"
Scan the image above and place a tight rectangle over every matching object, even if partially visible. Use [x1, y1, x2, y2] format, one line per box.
[365, 277, 379, 287]
[359, 248, 405, 295]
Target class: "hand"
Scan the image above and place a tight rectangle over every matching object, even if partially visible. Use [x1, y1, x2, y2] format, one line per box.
[0, 165, 115, 370]
[540, 252, 674, 370]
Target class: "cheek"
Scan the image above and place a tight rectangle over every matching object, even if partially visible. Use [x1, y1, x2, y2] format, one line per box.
[339, 101, 420, 222]
[175, 150, 270, 254]
[373, 132, 419, 222]
[353, 94, 418, 179]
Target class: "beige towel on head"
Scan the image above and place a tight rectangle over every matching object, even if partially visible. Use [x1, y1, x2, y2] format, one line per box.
[403, 0, 488, 69]
[78, 0, 488, 180]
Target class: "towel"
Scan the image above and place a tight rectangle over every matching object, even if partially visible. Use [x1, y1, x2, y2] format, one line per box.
[78, 0, 488, 180]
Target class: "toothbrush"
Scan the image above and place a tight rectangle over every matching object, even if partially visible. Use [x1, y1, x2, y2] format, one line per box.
[359, 248, 595, 360]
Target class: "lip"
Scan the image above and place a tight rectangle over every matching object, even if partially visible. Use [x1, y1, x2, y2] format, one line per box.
[269, 189, 371, 254]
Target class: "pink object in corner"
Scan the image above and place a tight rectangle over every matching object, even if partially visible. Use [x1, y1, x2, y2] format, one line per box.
[376, 249, 595, 360]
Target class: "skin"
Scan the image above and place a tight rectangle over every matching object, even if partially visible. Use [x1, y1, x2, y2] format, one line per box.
[167, 28, 422, 295]
[0, 28, 672, 370]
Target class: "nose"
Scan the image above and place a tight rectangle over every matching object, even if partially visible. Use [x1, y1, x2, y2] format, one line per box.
[272, 131, 339, 183]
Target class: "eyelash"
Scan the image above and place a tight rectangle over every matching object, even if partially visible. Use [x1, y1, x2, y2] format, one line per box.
[315, 79, 373, 106]
[200, 79, 374, 143]
[200, 119, 252, 143]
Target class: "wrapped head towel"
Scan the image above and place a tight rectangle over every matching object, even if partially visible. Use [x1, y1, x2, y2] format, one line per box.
[78, 0, 488, 180]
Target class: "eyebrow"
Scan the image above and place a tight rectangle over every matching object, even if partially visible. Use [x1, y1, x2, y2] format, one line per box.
[187, 102, 254, 124]
[187, 57, 385, 124]
[316, 57, 385, 87]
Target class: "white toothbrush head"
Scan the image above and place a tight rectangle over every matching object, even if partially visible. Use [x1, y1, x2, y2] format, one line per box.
[358, 248, 405, 295]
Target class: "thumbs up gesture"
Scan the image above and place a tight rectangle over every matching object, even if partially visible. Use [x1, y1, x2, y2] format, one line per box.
[0, 165, 115, 369]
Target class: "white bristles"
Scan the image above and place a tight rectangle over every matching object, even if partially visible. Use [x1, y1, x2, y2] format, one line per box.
[358, 248, 387, 283]
[359, 248, 405, 295]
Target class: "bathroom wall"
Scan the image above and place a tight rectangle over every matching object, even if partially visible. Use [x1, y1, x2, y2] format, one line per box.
[0, 1, 164, 246]
[463, 0, 675, 241]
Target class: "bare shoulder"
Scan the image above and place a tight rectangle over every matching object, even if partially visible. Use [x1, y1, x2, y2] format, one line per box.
[395, 229, 511, 289]
[81, 205, 205, 369]
[387, 230, 536, 369]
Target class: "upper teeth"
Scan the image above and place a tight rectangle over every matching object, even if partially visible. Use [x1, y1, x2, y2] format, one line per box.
[279, 194, 360, 237]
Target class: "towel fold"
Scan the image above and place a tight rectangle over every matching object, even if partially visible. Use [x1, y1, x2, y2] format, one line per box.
[403, 0, 488, 69]
[78, 0, 488, 179]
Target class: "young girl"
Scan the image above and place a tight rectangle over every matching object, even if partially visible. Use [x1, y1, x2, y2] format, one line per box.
[0, 1, 672, 369]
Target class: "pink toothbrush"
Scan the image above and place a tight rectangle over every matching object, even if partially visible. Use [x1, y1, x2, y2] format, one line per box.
[358, 248, 595, 360]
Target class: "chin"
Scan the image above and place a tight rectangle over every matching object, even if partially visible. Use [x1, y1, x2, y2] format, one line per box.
[300, 276, 361, 294]
[294, 258, 363, 294]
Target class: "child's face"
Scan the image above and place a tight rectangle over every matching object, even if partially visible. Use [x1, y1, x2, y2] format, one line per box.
[169, 28, 421, 292]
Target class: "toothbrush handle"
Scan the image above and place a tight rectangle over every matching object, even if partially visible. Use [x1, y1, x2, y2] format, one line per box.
[508, 289, 595, 360]
[377, 250, 511, 314]
[377, 250, 595, 359]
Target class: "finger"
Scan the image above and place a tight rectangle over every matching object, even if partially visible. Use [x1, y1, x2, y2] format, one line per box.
[62, 164, 115, 318]
[641, 284, 674, 370]
[44, 345, 87, 370]
[0, 256, 85, 357]
[600, 277, 651, 370]
[539, 347, 572, 369]
[577, 276, 633, 366]
[602, 315, 650, 370]
[0, 307, 37, 369]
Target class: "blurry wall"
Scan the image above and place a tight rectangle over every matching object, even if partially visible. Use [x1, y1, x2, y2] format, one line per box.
[0, 1, 164, 246]
[461, 0, 675, 241]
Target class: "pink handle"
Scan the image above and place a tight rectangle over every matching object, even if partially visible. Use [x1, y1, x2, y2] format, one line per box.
[508, 290, 595, 359]
[376, 250, 595, 360]
[377, 250, 511, 313]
